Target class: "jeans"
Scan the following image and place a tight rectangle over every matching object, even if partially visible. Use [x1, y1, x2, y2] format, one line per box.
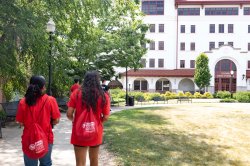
[24, 144, 53, 166]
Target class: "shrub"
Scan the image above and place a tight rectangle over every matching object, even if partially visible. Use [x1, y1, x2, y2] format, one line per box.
[185, 92, 193, 98]
[110, 88, 126, 99]
[164, 91, 177, 99]
[0, 110, 6, 120]
[234, 92, 250, 103]
[202, 92, 213, 99]
[177, 91, 185, 97]
[220, 98, 236, 103]
[193, 92, 202, 98]
[216, 91, 231, 99]
[130, 92, 145, 101]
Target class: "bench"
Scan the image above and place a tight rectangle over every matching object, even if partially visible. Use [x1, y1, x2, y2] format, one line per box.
[0, 101, 19, 138]
[153, 97, 168, 104]
[177, 97, 192, 104]
[0, 101, 19, 123]
[56, 98, 68, 112]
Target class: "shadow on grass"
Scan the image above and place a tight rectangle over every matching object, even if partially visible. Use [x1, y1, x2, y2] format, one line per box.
[104, 108, 243, 166]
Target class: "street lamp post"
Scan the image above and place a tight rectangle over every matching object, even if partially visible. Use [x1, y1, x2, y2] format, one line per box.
[46, 18, 56, 96]
[125, 66, 128, 106]
[230, 70, 234, 98]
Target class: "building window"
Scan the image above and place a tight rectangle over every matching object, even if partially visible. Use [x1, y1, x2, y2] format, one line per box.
[248, 25, 250, 33]
[141, 0, 164, 15]
[210, 24, 215, 33]
[158, 59, 164, 68]
[219, 42, 224, 47]
[219, 24, 224, 33]
[158, 41, 164, 50]
[178, 8, 200, 15]
[141, 59, 146, 68]
[209, 42, 215, 50]
[190, 60, 195, 68]
[228, 24, 234, 33]
[150, 41, 155, 50]
[180, 60, 185, 68]
[159, 24, 164, 33]
[248, 43, 250, 51]
[149, 24, 155, 33]
[181, 25, 185, 33]
[149, 59, 155, 68]
[248, 61, 250, 68]
[134, 80, 148, 91]
[244, 7, 250, 15]
[156, 80, 170, 91]
[180, 42, 185, 51]
[205, 8, 238, 15]
[191, 25, 195, 33]
[190, 42, 195, 51]
[228, 42, 233, 47]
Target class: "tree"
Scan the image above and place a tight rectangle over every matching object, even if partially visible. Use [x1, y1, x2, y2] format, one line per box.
[0, 0, 149, 98]
[194, 53, 212, 93]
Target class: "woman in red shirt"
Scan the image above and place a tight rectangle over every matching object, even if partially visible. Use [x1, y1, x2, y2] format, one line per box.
[67, 71, 110, 166]
[16, 76, 61, 166]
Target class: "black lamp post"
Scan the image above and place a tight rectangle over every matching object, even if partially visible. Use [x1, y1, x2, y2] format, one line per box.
[230, 70, 234, 98]
[46, 18, 56, 96]
[125, 66, 128, 106]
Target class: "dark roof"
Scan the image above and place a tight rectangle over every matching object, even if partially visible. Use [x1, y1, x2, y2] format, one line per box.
[121, 69, 195, 77]
[108, 80, 123, 89]
[175, 0, 250, 5]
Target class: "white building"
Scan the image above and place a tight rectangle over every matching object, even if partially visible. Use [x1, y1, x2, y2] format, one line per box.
[118, 0, 250, 94]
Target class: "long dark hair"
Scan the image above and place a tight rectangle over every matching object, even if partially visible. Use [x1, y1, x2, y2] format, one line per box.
[25, 76, 46, 106]
[81, 71, 106, 112]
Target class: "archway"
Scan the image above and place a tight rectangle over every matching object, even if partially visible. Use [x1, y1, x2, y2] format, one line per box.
[178, 78, 195, 93]
[214, 59, 237, 92]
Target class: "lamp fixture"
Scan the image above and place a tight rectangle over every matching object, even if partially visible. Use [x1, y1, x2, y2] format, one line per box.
[242, 74, 245, 80]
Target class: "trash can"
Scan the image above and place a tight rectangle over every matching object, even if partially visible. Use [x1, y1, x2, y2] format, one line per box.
[128, 96, 134, 106]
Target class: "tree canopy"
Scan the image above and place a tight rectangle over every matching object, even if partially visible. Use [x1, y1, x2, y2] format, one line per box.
[194, 53, 212, 92]
[0, 0, 148, 98]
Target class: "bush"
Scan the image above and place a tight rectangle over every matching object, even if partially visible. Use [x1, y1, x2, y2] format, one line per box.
[164, 91, 177, 99]
[216, 91, 231, 99]
[0, 110, 6, 120]
[202, 92, 213, 99]
[234, 92, 250, 103]
[130, 92, 145, 101]
[220, 98, 237, 103]
[193, 92, 202, 98]
[110, 88, 126, 99]
[185, 92, 193, 98]
[177, 91, 185, 97]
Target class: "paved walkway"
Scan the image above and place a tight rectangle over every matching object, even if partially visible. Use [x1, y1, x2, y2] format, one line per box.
[0, 99, 220, 166]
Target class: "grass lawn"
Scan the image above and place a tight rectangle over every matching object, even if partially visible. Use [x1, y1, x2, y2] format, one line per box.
[104, 103, 250, 166]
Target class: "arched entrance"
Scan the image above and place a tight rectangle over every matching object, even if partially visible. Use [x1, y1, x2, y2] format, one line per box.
[178, 78, 195, 93]
[214, 59, 237, 92]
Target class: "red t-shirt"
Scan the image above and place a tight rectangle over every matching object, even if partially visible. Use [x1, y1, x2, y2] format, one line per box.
[16, 94, 61, 144]
[67, 90, 110, 146]
[70, 83, 81, 93]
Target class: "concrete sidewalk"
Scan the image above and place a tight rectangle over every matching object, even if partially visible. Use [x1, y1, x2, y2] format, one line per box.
[0, 99, 220, 165]
[0, 113, 118, 166]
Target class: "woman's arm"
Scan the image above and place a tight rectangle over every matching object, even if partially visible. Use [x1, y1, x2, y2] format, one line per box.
[101, 114, 109, 123]
[67, 107, 75, 121]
